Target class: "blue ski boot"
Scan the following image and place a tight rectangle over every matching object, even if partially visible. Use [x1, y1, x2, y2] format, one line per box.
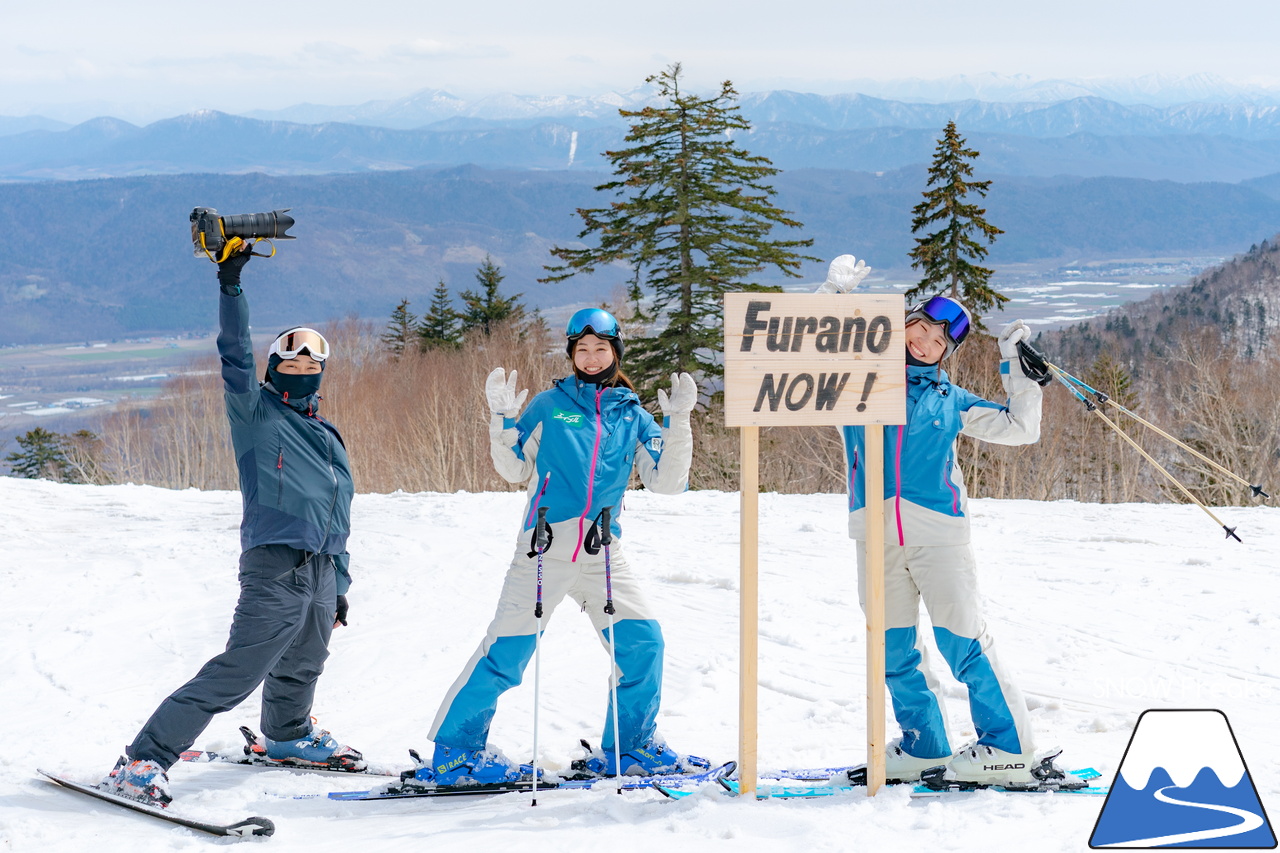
[100, 756, 172, 807]
[262, 727, 365, 771]
[415, 744, 534, 788]
[579, 738, 711, 777]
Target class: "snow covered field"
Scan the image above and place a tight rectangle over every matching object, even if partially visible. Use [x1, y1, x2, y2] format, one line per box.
[2, 477, 1277, 851]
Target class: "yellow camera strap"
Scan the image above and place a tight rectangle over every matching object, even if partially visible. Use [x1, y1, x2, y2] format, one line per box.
[198, 234, 274, 263]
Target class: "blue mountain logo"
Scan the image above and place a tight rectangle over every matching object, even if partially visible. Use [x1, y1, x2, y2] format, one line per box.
[1090, 709, 1276, 848]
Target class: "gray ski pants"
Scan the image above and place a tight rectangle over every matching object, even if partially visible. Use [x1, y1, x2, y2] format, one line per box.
[127, 544, 336, 768]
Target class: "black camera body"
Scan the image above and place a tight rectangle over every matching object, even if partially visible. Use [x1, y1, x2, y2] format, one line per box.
[190, 207, 295, 260]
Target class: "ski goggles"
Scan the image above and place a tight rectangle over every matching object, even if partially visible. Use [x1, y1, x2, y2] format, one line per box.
[911, 295, 971, 347]
[565, 308, 621, 341]
[269, 327, 331, 362]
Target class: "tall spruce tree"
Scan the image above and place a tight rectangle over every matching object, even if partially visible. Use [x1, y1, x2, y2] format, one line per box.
[542, 63, 816, 389]
[418, 280, 461, 350]
[907, 121, 1006, 331]
[381, 298, 419, 356]
[459, 256, 524, 336]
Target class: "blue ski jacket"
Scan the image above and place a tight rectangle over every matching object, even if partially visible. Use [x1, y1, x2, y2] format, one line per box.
[489, 375, 692, 562]
[842, 360, 1042, 547]
[217, 291, 354, 593]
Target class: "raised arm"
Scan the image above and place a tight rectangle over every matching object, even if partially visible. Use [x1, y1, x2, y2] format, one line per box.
[958, 320, 1043, 446]
[215, 250, 257, 402]
[636, 373, 696, 495]
[485, 367, 538, 483]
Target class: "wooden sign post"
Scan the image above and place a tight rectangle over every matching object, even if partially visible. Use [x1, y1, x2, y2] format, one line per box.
[723, 292, 905, 797]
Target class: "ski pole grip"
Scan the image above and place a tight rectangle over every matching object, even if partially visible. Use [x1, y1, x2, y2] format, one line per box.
[600, 506, 613, 547]
[1016, 340, 1053, 387]
[535, 507, 550, 553]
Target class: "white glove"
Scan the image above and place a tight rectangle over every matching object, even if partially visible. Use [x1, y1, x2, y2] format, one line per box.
[484, 367, 528, 418]
[814, 254, 871, 294]
[998, 320, 1031, 359]
[656, 373, 698, 417]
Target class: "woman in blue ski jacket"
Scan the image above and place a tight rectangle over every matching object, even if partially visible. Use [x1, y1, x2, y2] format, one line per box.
[821, 255, 1056, 788]
[101, 244, 362, 806]
[419, 308, 706, 787]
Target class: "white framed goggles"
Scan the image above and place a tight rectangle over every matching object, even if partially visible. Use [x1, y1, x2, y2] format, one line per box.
[269, 327, 330, 362]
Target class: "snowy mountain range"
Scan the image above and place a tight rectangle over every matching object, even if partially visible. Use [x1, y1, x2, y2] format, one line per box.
[3, 104, 1280, 184]
[235, 87, 1280, 137]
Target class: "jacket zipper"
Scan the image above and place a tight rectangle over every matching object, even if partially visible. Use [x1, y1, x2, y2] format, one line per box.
[894, 425, 906, 546]
[571, 387, 605, 563]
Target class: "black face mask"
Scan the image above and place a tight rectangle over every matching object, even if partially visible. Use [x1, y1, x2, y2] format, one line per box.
[906, 349, 936, 367]
[574, 361, 618, 386]
[269, 366, 323, 400]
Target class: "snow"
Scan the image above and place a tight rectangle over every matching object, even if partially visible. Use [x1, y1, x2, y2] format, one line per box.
[3, 477, 1278, 851]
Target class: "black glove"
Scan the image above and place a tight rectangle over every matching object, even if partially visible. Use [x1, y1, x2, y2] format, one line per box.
[217, 245, 252, 296]
[334, 594, 349, 627]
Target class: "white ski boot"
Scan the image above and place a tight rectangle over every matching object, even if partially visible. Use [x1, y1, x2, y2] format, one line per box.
[884, 738, 952, 782]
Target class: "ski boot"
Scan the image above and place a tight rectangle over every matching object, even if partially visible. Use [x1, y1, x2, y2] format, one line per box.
[397, 744, 537, 791]
[573, 737, 711, 777]
[939, 743, 1076, 790]
[880, 737, 952, 783]
[100, 756, 172, 807]
[261, 726, 365, 771]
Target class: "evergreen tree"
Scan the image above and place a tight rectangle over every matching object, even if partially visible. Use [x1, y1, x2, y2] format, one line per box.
[459, 255, 525, 336]
[418, 280, 460, 350]
[5, 427, 71, 481]
[381, 298, 419, 357]
[907, 121, 1007, 331]
[542, 62, 816, 390]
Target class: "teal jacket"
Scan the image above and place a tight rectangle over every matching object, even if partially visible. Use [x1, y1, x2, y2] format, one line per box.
[217, 291, 353, 593]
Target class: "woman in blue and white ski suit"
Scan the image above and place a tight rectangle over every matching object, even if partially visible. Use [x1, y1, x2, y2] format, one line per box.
[823, 258, 1051, 786]
[424, 308, 704, 785]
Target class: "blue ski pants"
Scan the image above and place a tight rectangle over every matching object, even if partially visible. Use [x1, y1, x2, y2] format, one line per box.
[856, 542, 1034, 760]
[430, 547, 664, 753]
[127, 544, 336, 768]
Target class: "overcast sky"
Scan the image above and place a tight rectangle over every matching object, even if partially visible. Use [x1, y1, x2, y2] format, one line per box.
[5, 0, 1279, 123]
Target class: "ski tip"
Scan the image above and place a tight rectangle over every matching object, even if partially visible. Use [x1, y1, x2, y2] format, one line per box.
[226, 816, 275, 837]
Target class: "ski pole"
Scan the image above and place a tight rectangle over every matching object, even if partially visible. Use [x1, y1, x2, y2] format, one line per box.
[1044, 357, 1242, 542]
[1050, 362, 1270, 500]
[531, 505, 549, 806]
[600, 506, 623, 794]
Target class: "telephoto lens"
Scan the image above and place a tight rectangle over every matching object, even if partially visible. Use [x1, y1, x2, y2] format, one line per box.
[220, 210, 295, 240]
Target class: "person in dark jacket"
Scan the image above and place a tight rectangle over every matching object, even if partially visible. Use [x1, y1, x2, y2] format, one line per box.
[101, 245, 362, 806]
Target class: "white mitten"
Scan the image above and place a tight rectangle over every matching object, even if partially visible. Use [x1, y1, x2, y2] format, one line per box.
[997, 320, 1031, 360]
[815, 254, 871, 294]
[656, 373, 698, 417]
[484, 367, 528, 418]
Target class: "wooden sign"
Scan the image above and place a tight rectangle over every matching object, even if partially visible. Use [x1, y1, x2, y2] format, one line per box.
[723, 293, 905, 427]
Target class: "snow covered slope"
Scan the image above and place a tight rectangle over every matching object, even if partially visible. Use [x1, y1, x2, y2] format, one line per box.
[2, 478, 1276, 851]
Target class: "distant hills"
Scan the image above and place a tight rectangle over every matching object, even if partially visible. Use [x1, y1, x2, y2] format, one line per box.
[243, 90, 1280, 139]
[4, 82, 1280, 344]
[4, 91, 1280, 183]
[3, 165, 1280, 345]
[1044, 236, 1280, 370]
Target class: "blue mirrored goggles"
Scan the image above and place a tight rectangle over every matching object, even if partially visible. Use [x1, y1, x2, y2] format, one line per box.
[915, 296, 971, 346]
[565, 307, 621, 340]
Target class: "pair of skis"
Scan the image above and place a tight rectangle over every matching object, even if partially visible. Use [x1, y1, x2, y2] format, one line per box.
[40, 733, 735, 839]
[655, 758, 1108, 800]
